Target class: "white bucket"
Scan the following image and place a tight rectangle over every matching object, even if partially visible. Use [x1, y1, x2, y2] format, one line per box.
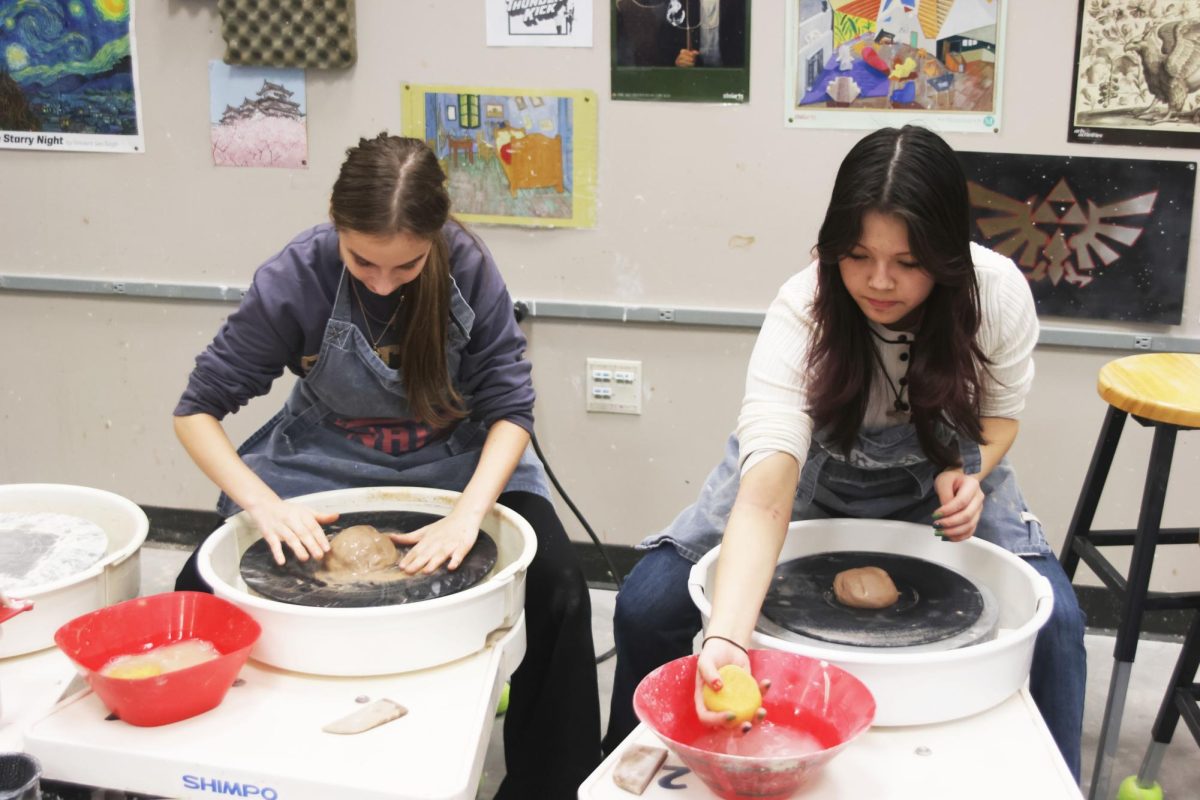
[688, 518, 1053, 726]
[197, 486, 537, 676]
[0, 484, 147, 659]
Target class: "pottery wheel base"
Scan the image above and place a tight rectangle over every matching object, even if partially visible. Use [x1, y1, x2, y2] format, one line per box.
[238, 511, 498, 608]
[760, 552, 991, 650]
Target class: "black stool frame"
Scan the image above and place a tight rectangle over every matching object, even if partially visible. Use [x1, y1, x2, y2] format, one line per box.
[1060, 405, 1200, 800]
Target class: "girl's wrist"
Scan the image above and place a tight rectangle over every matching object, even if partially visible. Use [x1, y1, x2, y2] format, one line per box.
[702, 634, 748, 655]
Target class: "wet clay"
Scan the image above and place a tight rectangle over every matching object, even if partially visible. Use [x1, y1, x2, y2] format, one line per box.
[102, 639, 221, 679]
[316, 525, 414, 585]
[833, 566, 900, 609]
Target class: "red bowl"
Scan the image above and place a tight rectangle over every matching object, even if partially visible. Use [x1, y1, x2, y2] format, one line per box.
[634, 650, 875, 800]
[54, 591, 261, 727]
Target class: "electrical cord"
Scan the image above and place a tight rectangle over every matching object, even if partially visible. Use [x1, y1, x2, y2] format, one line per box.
[530, 429, 623, 665]
[514, 301, 623, 664]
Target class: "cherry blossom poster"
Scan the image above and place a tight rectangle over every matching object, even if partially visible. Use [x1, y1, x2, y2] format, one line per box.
[959, 150, 1194, 324]
[209, 61, 307, 169]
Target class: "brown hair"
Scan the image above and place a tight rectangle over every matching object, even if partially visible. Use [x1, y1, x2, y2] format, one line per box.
[806, 126, 988, 468]
[329, 133, 466, 428]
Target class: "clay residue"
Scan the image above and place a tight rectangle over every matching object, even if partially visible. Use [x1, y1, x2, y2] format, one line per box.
[833, 566, 900, 609]
[317, 525, 413, 585]
[102, 639, 220, 679]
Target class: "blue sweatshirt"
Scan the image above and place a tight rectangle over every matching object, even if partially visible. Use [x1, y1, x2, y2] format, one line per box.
[174, 223, 535, 439]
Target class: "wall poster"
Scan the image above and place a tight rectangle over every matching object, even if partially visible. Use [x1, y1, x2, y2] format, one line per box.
[611, 0, 751, 103]
[785, 0, 1005, 132]
[209, 62, 308, 169]
[960, 150, 1194, 324]
[486, 0, 593, 47]
[0, 0, 144, 153]
[1068, 0, 1200, 149]
[402, 83, 597, 228]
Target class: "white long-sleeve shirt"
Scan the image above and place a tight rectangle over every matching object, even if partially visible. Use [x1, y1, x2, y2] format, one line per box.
[736, 243, 1039, 476]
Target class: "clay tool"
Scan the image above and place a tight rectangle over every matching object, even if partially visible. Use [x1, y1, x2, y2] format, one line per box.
[612, 744, 667, 795]
[321, 698, 408, 734]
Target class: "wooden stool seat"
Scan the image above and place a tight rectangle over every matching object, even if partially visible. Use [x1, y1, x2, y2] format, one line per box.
[1098, 353, 1200, 429]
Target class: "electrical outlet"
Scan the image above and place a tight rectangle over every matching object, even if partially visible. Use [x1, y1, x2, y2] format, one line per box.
[1133, 335, 1153, 351]
[586, 358, 642, 414]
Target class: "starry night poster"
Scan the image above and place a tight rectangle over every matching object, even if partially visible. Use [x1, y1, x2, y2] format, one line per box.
[0, 0, 143, 153]
[959, 151, 1194, 325]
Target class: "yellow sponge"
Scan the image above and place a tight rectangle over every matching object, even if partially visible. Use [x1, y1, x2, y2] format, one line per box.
[104, 662, 164, 680]
[702, 664, 762, 724]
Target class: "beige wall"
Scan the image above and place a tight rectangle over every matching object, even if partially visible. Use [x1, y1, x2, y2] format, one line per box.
[1, 1, 1198, 590]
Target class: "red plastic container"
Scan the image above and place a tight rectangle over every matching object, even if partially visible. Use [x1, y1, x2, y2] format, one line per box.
[634, 650, 875, 800]
[54, 591, 261, 727]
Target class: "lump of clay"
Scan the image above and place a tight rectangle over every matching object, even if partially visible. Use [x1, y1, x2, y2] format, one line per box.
[833, 566, 900, 609]
[321, 525, 398, 576]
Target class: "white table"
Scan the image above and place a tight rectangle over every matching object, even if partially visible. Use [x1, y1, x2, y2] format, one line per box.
[0, 647, 76, 753]
[2, 618, 524, 800]
[581, 689, 1083, 800]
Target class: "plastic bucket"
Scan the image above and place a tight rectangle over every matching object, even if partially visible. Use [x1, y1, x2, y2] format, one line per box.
[0, 753, 40, 800]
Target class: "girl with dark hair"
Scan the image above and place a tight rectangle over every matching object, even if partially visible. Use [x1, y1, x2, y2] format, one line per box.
[173, 134, 600, 799]
[603, 126, 1087, 781]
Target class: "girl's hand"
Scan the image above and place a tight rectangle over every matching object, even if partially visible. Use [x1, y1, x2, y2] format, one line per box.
[246, 500, 336, 565]
[694, 638, 771, 732]
[932, 469, 984, 541]
[391, 511, 481, 573]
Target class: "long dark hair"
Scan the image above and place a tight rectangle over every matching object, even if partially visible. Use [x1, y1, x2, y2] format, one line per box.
[806, 125, 987, 468]
[329, 133, 466, 428]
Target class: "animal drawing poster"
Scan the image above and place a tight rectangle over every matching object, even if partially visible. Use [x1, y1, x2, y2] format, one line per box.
[486, 0, 593, 47]
[959, 151, 1194, 324]
[401, 84, 597, 228]
[209, 61, 307, 169]
[1068, 0, 1200, 148]
[0, 0, 144, 153]
[785, 0, 1006, 132]
[611, 0, 751, 103]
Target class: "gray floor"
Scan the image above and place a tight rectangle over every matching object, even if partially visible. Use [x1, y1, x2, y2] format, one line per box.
[138, 544, 1199, 799]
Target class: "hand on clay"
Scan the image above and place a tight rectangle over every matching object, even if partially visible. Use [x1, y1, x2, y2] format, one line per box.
[391, 510, 481, 574]
[675, 48, 699, 67]
[246, 499, 336, 565]
[694, 638, 772, 733]
[932, 469, 984, 541]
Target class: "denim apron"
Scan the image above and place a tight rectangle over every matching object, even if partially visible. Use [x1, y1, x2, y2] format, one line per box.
[642, 423, 1051, 563]
[218, 268, 549, 516]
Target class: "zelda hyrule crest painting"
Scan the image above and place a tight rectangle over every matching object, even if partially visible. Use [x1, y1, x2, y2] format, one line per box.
[958, 151, 1194, 324]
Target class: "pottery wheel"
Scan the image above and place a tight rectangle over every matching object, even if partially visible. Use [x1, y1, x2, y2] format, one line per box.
[760, 552, 984, 648]
[238, 511, 498, 608]
[0, 512, 108, 592]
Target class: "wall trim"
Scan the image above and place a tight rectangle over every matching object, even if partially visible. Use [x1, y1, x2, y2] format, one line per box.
[3, 275, 1198, 353]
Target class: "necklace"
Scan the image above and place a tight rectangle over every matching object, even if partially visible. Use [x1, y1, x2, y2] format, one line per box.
[868, 327, 913, 413]
[350, 278, 404, 349]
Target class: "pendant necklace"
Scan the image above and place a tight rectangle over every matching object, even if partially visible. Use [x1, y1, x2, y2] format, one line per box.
[350, 279, 404, 350]
[869, 326, 913, 413]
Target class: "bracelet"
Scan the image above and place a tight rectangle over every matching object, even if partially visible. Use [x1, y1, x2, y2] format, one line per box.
[701, 634, 747, 655]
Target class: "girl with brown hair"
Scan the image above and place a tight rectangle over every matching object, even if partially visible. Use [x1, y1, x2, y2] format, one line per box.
[173, 133, 600, 798]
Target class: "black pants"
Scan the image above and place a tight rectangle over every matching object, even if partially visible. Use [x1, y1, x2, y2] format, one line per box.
[175, 490, 602, 799]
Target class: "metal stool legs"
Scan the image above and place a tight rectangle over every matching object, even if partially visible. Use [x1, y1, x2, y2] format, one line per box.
[1060, 407, 1179, 800]
[1121, 611, 1200, 799]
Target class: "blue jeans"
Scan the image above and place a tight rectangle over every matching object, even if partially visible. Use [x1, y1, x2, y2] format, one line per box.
[603, 544, 1086, 782]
